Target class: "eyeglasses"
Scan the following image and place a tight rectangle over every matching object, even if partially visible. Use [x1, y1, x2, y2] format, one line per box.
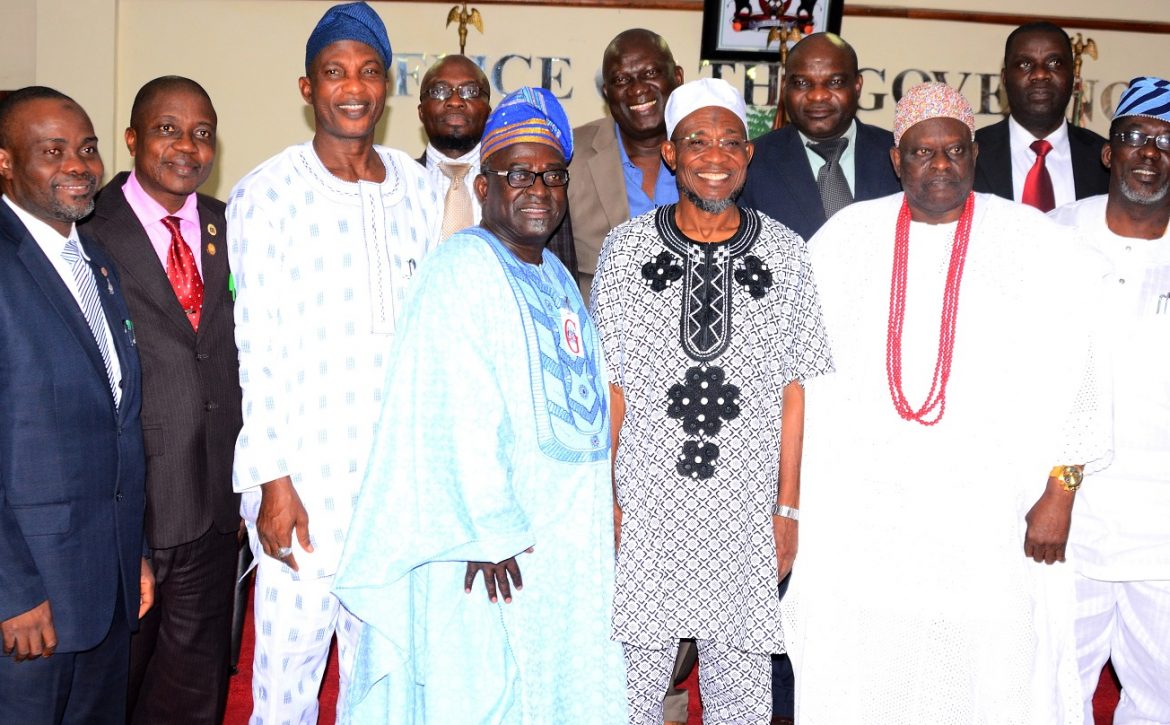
[424, 82, 485, 102]
[482, 168, 570, 188]
[1113, 130, 1170, 152]
[675, 134, 749, 154]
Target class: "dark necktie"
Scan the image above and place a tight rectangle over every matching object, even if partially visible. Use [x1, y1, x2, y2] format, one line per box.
[808, 137, 854, 220]
[1021, 139, 1055, 212]
[161, 216, 204, 330]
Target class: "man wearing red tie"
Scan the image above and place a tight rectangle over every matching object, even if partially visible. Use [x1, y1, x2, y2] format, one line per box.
[82, 76, 242, 725]
[974, 21, 1110, 211]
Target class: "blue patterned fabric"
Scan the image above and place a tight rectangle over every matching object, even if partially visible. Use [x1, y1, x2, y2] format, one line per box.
[305, 1, 392, 72]
[1114, 76, 1170, 123]
[333, 228, 625, 724]
[480, 87, 574, 163]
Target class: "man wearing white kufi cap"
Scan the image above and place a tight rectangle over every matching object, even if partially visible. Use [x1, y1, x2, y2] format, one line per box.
[1051, 75, 1170, 725]
[790, 81, 1112, 722]
[591, 77, 833, 723]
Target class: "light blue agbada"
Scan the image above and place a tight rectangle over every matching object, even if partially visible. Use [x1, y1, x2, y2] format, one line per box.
[333, 228, 627, 724]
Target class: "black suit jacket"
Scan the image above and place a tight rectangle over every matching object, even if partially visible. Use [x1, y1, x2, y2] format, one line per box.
[0, 199, 146, 651]
[740, 121, 902, 241]
[82, 173, 242, 550]
[973, 118, 1110, 201]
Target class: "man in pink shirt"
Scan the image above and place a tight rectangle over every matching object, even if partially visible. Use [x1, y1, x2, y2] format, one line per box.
[81, 75, 242, 725]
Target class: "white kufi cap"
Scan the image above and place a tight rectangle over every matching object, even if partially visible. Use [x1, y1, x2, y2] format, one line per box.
[664, 78, 748, 138]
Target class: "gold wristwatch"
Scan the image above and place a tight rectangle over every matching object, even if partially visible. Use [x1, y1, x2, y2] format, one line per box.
[1050, 465, 1084, 492]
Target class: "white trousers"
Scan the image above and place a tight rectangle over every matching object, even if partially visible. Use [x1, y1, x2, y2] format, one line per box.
[1075, 574, 1170, 725]
[249, 558, 361, 725]
[624, 639, 770, 725]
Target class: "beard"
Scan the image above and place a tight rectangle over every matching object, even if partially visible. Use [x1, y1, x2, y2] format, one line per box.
[431, 132, 480, 156]
[1119, 173, 1170, 205]
[680, 182, 744, 214]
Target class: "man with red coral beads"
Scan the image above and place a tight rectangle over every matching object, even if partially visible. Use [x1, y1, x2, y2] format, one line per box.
[789, 82, 1112, 723]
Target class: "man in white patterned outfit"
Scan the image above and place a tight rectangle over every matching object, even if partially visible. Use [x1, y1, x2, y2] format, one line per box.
[1050, 76, 1170, 725]
[226, 3, 439, 722]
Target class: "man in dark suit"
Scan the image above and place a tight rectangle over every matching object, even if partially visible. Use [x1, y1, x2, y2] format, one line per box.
[0, 86, 150, 725]
[81, 76, 242, 725]
[568, 28, 684, 304]
[741, 32, 902, 243]
[973, 21, 1109, 209]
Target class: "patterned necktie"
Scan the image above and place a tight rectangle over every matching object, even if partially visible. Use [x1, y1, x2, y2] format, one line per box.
[61, 237, 121, 407]
[439, 162, 473, 241]
[161, 216, 204, 330]
[808, 137, 854, 220]
[1021, 139, 1055, 212]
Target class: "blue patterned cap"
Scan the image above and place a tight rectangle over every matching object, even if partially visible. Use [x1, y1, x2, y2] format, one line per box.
[480, 87, 573, 163]
[1114, 76, 1170, 123]
[305, 2, 392, 73]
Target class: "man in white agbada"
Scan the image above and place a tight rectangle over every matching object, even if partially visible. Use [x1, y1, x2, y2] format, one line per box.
[790, 82, 1111, 723]
[226, 3, 439, 721]
[333, 87, 626, 724]
[1050, 75, 1170, 725]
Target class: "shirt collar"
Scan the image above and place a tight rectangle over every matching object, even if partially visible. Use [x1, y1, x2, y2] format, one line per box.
[1008, 114, 1070, 150]
[122, 170, 199, 229]
[2, 193, 81, 254]
[426, 142, 481, 169]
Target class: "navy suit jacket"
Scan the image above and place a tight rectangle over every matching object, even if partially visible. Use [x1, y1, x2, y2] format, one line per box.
[740, 121, 902, 241]
[973, 118, 1110, 201]
[0, 199, 146, 652]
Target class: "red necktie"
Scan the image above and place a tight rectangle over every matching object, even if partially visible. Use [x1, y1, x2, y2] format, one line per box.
[1021, 139, 1055, 212]
[161, 216, 204, 330]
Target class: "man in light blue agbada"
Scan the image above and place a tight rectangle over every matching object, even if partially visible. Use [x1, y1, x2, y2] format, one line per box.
[333, 87, 627, 724]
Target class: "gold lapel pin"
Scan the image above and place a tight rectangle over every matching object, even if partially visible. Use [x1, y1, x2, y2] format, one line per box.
[207, 223, 217, 236]
[207, 242, 217, 256]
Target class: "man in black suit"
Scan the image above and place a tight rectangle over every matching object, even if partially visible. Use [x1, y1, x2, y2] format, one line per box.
[82, 76, 241, 725]
[0, 86, 150, 725]
[741, 32, 901, 243]
[973, 21, 1109, 209]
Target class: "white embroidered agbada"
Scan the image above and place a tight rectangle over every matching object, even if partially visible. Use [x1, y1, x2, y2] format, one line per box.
[790, 192, 1110, 724]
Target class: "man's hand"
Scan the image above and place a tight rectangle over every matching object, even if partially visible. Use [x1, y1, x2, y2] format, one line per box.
[139, 558, 155, 619]
[464, 548, 533, 603]
[257, 476, 312, 572]
[1, 600, 56, 662]
[773, 515, 798, 580]
[1024, 484, 1076, 564]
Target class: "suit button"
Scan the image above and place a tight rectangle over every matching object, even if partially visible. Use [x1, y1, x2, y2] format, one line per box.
[205, 402, 218, 411]
[115, 492, 124, 502]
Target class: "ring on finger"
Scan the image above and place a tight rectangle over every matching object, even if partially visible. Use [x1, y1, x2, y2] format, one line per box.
[277, 546, 294, 559]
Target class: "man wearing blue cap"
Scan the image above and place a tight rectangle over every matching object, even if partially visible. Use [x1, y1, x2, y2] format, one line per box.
[334, 87, 627, 723]
[226, 3, 439, 722]
[1050, 76, 1170, 725]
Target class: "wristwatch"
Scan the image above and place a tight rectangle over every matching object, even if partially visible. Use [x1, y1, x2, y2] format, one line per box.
[771, 504, 800, 521]
[1049, 465, 1084, 492]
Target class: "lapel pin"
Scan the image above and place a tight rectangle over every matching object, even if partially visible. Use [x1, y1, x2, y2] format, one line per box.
[207, 242, 217, 256]
[207, 223, 217, 236]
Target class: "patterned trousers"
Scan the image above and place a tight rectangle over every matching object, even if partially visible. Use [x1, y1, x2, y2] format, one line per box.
[249, 558, 361, 725]
[625, 639, 771, 725]
[1075, 574, 1170, 725]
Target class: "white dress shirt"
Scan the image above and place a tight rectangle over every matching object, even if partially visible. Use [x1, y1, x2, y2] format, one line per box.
[424, 142, 482, 225]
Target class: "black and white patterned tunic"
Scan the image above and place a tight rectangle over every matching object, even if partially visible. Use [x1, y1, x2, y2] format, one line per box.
[591, 205, 833, 652]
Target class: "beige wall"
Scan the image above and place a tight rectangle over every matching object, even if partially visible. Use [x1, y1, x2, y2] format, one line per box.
[8, 0, 1170, 198]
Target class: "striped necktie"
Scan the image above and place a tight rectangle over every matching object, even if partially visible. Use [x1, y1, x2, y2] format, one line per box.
[61, 236, 120, 407]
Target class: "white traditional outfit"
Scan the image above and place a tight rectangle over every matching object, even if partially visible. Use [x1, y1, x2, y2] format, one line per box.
[228, 136, 438, 721]
[593, 197, 832, 723]
[333, 86, 627, 725]
[792, 189, 1110, 724]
